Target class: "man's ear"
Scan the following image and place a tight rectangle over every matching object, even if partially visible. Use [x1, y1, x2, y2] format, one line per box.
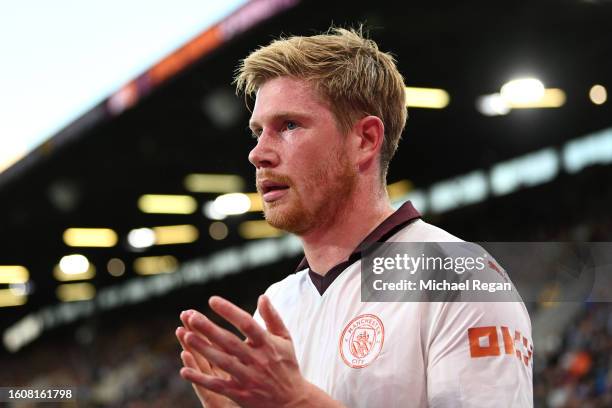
[352, 115, 385, 170]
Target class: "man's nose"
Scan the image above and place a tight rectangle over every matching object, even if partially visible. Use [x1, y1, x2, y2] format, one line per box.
[248, 132, 280, 169]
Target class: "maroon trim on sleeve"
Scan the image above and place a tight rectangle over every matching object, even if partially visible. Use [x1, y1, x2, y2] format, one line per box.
[298, 201, 421, 295]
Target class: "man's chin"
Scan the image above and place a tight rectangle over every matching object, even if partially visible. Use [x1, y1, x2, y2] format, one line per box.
[263, 205, 310, 235]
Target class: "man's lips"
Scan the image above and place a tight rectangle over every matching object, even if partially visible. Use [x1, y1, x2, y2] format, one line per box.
[258, 180, 290, 203]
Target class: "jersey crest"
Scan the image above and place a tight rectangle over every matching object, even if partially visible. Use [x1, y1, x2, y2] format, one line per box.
[339, 314, 384, 368]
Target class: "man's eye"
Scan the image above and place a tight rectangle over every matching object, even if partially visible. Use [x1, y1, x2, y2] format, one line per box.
[251, 129, 262, 140]
[286, 121, 297, 131]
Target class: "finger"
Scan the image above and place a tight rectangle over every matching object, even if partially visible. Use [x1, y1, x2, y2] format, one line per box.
[179, 311, 213, 345]
[181, 310, 225, 351]
[180, 350, 212, 398]
[181, 310, 205, 334]
[185, 321, 255, 366]
[180, 309, 194, 329]
[176, 325, 197, 350]
[180, 367, 239, 397]
[192, 340, 255, 385]
[181, 350, 202, 371]
[208, 296, 268, 347]
[181, 350, 220, 381]
[176, 327, 213, 372]
[258, 295, 290, 339]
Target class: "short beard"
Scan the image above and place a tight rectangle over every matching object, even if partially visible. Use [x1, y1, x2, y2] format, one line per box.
[262, 148, 357, 235]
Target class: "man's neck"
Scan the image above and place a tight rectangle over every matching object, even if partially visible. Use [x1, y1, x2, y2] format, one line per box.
[299, 194, 394, 276]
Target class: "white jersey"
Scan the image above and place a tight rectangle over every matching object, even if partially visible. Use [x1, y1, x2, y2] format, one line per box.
[254, 202, 533, 407]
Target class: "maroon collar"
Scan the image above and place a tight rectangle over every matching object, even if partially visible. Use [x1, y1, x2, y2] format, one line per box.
[297, 201, 421, 295]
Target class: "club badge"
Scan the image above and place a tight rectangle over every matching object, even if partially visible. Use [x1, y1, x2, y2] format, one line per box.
[339, 314, 384, 368]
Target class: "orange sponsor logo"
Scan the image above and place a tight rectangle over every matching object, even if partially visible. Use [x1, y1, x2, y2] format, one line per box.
[468, 326, 533, 367]
[339, 314, 384, 369]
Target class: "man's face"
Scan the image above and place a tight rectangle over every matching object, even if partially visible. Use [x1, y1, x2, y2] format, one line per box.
[248, 77, 357, 235]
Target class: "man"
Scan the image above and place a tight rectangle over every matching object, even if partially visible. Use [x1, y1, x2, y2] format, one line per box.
[176, 28, 533, 407]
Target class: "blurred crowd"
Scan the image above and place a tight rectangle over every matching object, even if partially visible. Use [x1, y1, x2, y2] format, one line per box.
[534, 302, 612, 407]
[0, 315, 197, 407]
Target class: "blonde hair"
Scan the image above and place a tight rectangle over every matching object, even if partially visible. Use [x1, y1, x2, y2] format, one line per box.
[234, 27, 407, 182]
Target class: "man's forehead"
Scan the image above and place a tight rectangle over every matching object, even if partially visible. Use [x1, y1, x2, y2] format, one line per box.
[248, 78, 330, 126]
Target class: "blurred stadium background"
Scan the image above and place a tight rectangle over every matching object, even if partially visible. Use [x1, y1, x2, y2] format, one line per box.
[1, 0, 611, 406]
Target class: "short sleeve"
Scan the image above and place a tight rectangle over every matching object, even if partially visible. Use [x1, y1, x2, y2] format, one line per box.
[426, 301, 533, 407]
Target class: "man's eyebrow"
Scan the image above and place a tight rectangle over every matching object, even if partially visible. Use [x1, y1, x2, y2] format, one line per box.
[249, 112, 311, 129]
